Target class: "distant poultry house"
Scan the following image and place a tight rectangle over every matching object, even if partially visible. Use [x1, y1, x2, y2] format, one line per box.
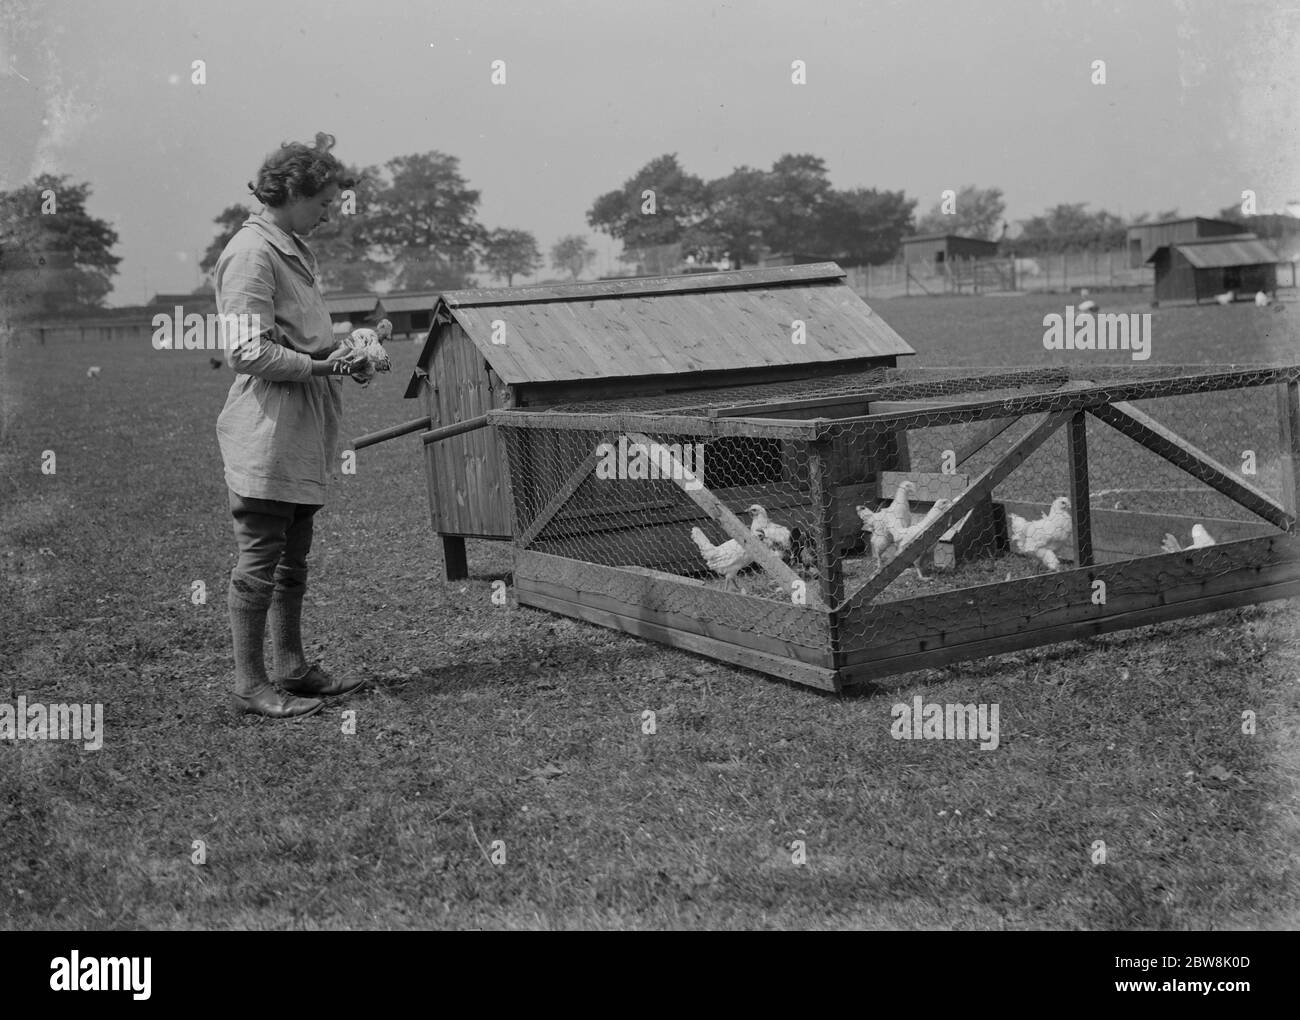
[1144, 234, 1280, 304]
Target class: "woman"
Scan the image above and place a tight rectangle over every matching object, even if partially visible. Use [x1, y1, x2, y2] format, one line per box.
[216, 132, 369, 719]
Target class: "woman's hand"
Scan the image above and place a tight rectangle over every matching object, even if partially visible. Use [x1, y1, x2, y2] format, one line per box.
[313, 344, 370, 380]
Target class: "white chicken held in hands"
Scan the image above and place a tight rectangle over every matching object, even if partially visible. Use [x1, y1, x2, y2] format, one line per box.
[746, 504, 793, 561]
[1008, 496, 1072, 571]
[690, 527, 754, 592]
[1161, 523, 1216, 554]
[337, 318, 394, 387]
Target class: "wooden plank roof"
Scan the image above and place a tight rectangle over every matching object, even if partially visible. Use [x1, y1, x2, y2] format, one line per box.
[406, 263, 914, 392]
[1172, 236, 1280, 269]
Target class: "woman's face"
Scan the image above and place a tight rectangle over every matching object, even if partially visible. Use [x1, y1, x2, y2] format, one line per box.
[284, 183, 341, 236]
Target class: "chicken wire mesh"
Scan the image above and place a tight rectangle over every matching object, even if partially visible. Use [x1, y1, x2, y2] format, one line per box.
[493, 365, 1300, 675]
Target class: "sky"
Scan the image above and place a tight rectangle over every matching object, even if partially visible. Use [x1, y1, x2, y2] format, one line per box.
[1, 0, 1297, 305]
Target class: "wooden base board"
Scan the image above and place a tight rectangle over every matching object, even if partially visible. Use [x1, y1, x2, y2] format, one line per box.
[838, 574, 1300, 685]
[509, 537, 1300, 693]
[516, 587, 841, 691]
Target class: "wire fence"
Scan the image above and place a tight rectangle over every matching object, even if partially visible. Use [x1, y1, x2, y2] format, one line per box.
[494, 365, 1300, 684]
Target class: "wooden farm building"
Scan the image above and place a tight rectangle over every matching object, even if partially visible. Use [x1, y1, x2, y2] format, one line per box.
[378, 290, 440, 339]
[323, 292, 380, 332]
[383, 263, 916, 577]
[1145, 234, 1280, 304]
[900, 233, 1000, 266]
[1125, 217, 1243, 268]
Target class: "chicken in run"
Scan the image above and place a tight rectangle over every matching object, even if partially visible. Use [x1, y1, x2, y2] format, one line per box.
[884, 497, 955, 580]
[1077, 288, 1098, 314]
[1007, 496, 1073, 572]
[690, 526, 754, 592]
[1161, 523, 1216, 554]
[787, 527, 819, 578]
[854, 480, 922, 571]
[336, 318, 394, 386]
[746, 504, 793, 561]
[856, 504, 897, 574]
[1213, 290, 1236, 306]
[883, 479, 917, 537]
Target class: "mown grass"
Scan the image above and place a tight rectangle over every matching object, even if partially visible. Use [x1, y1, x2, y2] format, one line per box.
[1, 292, 1298, 929]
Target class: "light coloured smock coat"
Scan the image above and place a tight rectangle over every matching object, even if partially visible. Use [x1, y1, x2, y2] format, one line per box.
[215, 211, 343, 505]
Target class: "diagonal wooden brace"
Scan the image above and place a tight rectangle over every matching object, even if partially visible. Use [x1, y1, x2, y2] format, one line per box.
[516, 445, 608, 548]
[624, 431, 824, 610]
[1090, 401, 1293, 530]
[838, 409, 1076, 613]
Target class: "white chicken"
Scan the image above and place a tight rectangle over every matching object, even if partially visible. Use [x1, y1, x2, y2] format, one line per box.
[746, 504, 793, 560]
[1255, 290, 1271, 307]
[1077, 289, 1098, 314]
[1160, 523, 1216, 554]
[336, 318, 393, 386]
[1008, 496, 1073, 571]
[86, 366, 101, 379]
[690, 526, 754, 591]
[883, 480, 917, 537]
[1214, 290, 1236, 306]
[856, 505, 896, 573]
[887, 497, 955, 580]
[855, 481, 922, 573]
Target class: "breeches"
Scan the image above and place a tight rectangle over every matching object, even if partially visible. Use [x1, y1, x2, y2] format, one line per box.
[228, 489, 321, 583]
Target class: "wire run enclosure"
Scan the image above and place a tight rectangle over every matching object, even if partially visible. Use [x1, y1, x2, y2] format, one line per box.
[490, 366, 1300, 691]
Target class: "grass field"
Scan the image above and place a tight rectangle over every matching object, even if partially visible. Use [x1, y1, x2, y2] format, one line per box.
[2, 291, 1299, 929]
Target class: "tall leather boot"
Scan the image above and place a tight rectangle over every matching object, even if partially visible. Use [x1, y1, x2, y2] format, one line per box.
[228, 571, 322, 719]
[269, 565, 366, 699]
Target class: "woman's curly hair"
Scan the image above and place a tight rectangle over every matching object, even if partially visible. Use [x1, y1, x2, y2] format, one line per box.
[248, 132, 356, 207]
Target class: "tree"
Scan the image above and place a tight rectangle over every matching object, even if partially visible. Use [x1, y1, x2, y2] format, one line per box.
[761, 154, 836, 254]
[818, 187, 917, 265]
[1130, 208, 1182, 225]
[482, 228, 543, 286]
[0, 175, 120, 319]
[551, 235, 595, 280]
[368, 152, 484, 290]
[1014, 203, 1128, 254]
[914, 185, 1006, 241]
[308, 164, 387, 292]
[587, 154, 710, 271]
[699, 166, 773, 268]
[199, 204, 253, 282]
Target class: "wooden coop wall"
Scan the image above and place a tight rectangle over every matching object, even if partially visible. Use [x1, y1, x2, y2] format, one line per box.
[421, 323, 513, 539]
[495, 368, 1300, 692]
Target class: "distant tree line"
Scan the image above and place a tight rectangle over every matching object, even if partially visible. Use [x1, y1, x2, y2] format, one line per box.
[5, 149, 1298, 321]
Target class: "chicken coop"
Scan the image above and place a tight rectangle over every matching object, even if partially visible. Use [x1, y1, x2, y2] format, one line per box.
[358, 264, 916, 578]
[489, 365, 1300, 690]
